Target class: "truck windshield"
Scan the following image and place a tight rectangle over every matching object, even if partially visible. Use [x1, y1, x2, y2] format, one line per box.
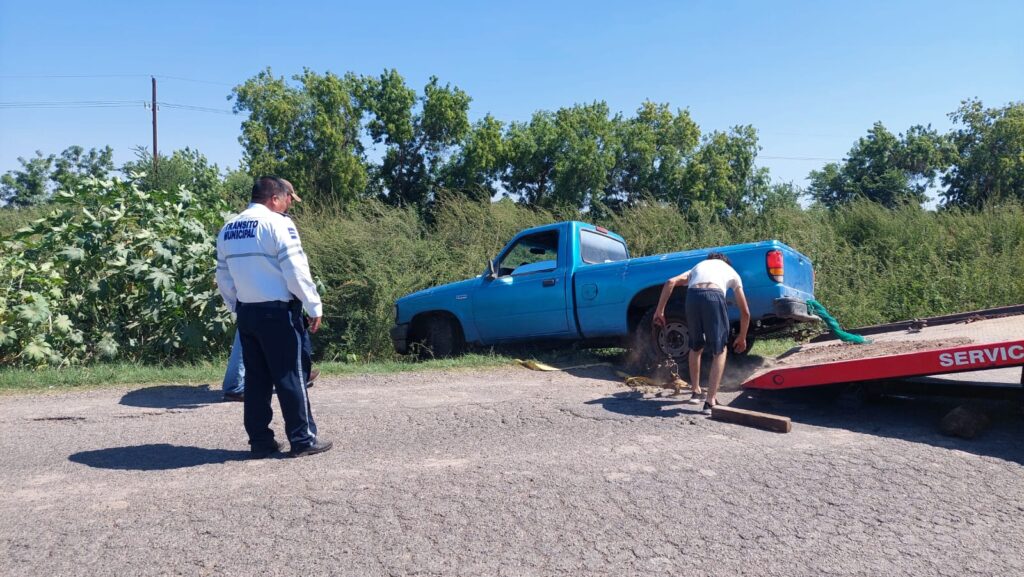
[580, 230, 628, 264]
[498, 229, 560, 276]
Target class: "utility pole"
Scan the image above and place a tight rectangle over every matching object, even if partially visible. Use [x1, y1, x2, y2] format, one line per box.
[151, 76, 158, 178]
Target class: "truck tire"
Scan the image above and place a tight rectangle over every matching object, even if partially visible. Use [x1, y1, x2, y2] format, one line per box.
[629, 308, 691, 376]
[414, 316, 463, 359]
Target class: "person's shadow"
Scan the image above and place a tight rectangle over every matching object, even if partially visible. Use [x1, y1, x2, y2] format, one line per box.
[69, 443, 254, 470]
[120, 384, 223, 410]
[585, 390, 695, 418]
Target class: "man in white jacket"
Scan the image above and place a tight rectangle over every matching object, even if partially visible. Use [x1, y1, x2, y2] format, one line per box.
[215, 176, 332, 458]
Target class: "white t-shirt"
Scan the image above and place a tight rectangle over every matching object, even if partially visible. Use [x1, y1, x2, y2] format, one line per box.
[686, 258, 742, 295]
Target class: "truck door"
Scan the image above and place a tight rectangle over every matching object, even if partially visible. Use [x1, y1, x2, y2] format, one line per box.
[472, 228, 573, 342]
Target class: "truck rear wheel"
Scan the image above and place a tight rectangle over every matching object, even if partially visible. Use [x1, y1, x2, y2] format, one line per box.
[629, 308, 691, 377]
[730, 333, 755, 356]
[413, 316, 464, 359]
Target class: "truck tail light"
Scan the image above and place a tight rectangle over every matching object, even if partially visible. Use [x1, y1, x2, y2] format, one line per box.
[766, 250, 784, 283]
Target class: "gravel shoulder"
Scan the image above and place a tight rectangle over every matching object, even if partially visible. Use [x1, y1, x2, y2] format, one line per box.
[2, 365, 1022, 577]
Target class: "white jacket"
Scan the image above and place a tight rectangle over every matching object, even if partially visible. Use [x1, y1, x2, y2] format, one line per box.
[215, 203, 323, 317]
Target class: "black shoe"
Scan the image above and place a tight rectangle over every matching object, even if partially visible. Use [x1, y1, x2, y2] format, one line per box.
[250, 440, 281, 459]
[701, 402, 714, 416]
[289, 439, 333, 458]
[223, 392, 245, 402]
[306, 368, 320, 388]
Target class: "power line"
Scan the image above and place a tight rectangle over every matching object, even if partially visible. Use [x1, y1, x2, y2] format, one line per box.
[0, 99, 238, 115]
[0, 74, 150, 79]
[158, 102, 236, 115]
[0, 100, 145, 109]
[0, 73, 235, 86]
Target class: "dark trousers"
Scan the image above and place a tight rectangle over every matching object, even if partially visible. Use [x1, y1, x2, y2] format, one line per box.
[685, 288, 730, 355]
[237, 302, 318, 451]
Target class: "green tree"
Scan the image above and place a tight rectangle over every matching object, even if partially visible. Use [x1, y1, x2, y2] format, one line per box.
[121, 147, 221, 196]
[808, 122, 951, 209]
[232, 68, 368, 204]
[441, 114, 507, 202]
[221, 168, 255, 206]
[502, 102, 618, 212]
[1, 146, 114, 207]
[942, 99, 1024, 208]
[751, 182, 804, 214]
[359, 71, 472, 209]
[605, 102, 700, 210]
[0, 152, 53, 207]
[681, 125, 770, 215]
[52, 146, 115, 190]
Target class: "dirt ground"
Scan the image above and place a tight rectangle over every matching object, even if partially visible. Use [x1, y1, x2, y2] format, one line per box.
[773, 337, 974, 366]
[2, 364, 1023, 576]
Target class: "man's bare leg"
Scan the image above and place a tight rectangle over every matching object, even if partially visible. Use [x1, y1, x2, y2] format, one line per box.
[689, 348, 703, 396]
[705, 350, 729, 406]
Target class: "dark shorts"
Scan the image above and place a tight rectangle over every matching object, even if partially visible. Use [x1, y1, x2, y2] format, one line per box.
[685, 288, 730, 355]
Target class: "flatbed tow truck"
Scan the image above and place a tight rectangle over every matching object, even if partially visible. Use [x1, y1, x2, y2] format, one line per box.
[742, 305, 1024, 395]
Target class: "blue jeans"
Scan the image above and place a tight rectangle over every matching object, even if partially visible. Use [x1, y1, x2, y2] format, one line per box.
[223, 326, 314, 395]
[222, 330, 246, 395]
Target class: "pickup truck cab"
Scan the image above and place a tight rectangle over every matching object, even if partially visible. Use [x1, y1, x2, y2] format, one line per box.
[391, 221, 815, 366]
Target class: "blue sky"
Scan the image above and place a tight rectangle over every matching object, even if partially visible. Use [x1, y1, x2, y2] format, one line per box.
[1, 0, 1021, 194]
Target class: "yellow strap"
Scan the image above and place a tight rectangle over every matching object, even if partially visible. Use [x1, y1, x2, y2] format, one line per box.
[515, 359, 612, 372]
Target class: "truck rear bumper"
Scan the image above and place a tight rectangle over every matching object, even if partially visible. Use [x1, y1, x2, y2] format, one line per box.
[773, 297, 819, 322]
[390, 323, 410, 355]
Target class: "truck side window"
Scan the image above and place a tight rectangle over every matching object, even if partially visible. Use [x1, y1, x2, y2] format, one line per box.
[498, 230, 559, 276]
[580, 229, 628, 264]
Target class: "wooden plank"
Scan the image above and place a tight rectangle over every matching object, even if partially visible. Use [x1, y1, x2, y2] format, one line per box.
[710, 405, 792, 433]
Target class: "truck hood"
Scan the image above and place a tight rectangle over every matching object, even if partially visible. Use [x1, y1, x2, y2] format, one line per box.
[397, 277, 480, 306]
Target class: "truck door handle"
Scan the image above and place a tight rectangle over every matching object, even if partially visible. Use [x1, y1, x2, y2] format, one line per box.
[542, 278, 557, 287]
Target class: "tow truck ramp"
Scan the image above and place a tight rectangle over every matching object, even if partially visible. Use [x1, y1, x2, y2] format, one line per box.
[743, 306, 1024, 391]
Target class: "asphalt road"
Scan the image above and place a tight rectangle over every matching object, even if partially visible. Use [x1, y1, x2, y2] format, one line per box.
[2, 365, 1023, 577]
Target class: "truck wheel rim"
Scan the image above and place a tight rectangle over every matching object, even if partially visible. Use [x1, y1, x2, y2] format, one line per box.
[658, 322, 689, 357]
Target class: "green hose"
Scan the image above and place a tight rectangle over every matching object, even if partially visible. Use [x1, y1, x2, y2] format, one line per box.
[806, 299, 871, 344]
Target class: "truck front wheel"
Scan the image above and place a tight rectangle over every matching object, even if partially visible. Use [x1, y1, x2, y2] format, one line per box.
[413, 316, 464, 359]
[630, 308, 691, 376]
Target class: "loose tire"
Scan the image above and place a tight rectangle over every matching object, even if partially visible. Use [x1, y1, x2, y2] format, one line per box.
[629, 308, 691, 376]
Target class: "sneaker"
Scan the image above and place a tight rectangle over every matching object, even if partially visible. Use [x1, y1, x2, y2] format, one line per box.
[306, 368, 320, 388]
[701, 402, 714, 416]
[250, 440, 281, 459]
[223, 392, 245, 402]
[290, 439, 333, 458]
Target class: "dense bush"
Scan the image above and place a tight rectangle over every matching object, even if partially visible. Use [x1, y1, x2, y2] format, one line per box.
[3, 183, 1021, 367]
[298, 197, 1024, 361]
[299, 196, 556, 360]
[0, 178, 232, 366]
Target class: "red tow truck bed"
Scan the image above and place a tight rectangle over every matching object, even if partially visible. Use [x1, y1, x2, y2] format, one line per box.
[743, 306, 1024, 390]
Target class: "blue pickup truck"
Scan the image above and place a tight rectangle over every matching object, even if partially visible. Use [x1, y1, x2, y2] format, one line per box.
[390, 221, 816, 367]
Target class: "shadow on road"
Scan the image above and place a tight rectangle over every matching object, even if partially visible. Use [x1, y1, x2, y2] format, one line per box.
[584, 391, 697, 418]
[69, 443, 252, 470]
[120, 384, 222, 410]
[560, 352, 771, 390]
[727, 387, 1024, 465]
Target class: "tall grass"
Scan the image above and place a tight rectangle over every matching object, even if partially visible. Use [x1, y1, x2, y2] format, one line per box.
[9, 196, 1019, 365]
[296, 197, 1024, 361]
